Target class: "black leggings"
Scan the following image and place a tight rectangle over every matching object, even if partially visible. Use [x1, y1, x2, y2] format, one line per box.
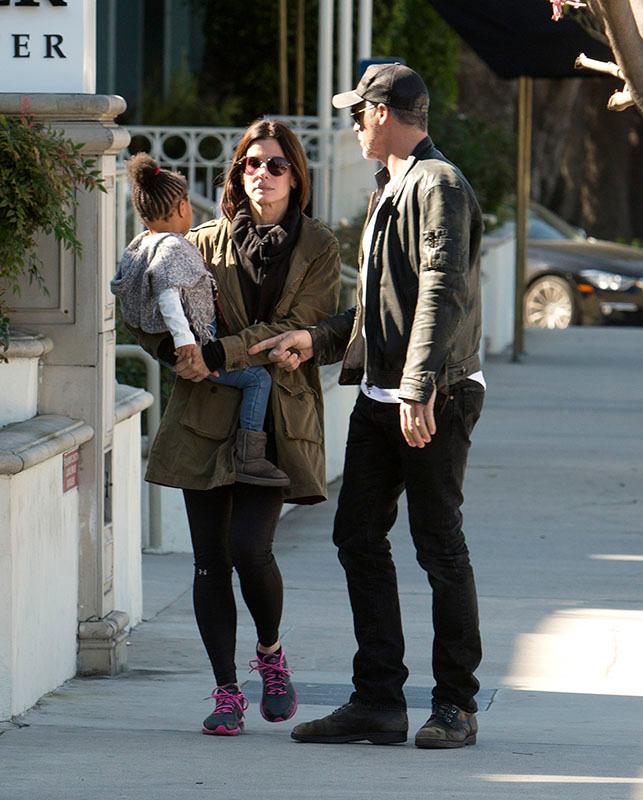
[182, 483, 285, 687]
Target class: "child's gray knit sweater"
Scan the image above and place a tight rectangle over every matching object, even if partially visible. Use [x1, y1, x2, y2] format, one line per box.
[111, 231, 216, 343]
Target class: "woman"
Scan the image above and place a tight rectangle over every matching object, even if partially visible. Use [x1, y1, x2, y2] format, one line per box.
[134, 119, 340, 736]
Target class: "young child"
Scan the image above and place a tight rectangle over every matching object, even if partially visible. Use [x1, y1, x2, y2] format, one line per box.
[111, 153, 289, 488]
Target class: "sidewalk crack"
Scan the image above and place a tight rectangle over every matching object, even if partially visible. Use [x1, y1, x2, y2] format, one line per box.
[483, 688, 498, 710]
[140, 586, 192, 623]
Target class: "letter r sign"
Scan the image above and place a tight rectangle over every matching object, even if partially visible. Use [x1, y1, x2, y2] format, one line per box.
[0, 0, 95, 92]
[0, 2, 69, 6]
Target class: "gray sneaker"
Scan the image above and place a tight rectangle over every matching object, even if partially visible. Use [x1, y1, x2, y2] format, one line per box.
[249, 649, 298, 723]
[202, 684, 248, 736]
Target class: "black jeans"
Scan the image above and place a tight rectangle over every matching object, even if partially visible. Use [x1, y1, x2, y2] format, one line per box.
[183, 483, 284, 687]
[333, 382, 484, 713]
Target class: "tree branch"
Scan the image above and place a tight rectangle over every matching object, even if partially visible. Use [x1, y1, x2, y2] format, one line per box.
[584, 0, 643, 117]
[574, 52, 635, 112]
[575, 52, 624, 79]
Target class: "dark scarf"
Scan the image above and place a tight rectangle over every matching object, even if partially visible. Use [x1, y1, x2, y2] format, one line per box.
[230, 199, 302, 324]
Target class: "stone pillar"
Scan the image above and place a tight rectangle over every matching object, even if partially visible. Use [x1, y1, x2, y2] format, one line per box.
[1, 93, 131, 675]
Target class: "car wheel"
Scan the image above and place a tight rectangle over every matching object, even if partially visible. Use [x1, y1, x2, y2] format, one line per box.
[524, 275, 578, 330]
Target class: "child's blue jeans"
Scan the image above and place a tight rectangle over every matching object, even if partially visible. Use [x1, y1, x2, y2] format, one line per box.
[208, 366, 272, 432]
[195, 319, 271, 432]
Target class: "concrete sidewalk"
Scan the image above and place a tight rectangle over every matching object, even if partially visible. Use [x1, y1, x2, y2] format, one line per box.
[2, 327, 642, 800]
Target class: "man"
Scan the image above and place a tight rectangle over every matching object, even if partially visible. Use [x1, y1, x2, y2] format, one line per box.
[249, 63, 485, 749]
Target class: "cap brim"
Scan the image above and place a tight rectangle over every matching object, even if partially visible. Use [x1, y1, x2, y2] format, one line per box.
[332, 89, 364, 109]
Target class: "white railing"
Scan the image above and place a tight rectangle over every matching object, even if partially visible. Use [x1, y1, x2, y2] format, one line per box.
[118, 124, 335, 222]
[114, 122, 368, 304]
[114, 345, 162, 552]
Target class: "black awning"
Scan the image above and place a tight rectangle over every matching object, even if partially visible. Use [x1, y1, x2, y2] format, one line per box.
[427, 0, 613, 79]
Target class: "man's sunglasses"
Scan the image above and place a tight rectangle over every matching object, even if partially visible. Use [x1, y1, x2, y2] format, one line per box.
[237, 156, 291, 176]
[350, 103, 370, 128]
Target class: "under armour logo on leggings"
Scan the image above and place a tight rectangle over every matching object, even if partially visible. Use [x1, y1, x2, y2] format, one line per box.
[197, 568, 208, 576]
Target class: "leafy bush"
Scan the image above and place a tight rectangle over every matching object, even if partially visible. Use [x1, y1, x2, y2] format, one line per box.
[138, 59, 241, 129]
[431, 111, 515, 217]
[0, 100, 104, 349]
[373, 1, 460, 121]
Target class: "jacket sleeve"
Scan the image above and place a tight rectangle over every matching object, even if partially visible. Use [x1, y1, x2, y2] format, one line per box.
[218, 237, 342, 370]
[398, 184, 470, 404]
[308, 306, 356, 366]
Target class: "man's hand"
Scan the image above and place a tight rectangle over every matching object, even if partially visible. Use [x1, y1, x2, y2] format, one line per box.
[248, 330, 313, 372]
[175, 345, 215, 382]
[399, 386, 438, 447]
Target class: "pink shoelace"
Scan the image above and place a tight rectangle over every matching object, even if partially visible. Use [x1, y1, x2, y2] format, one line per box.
[209, 686, 248, 714]
[249, 652, 292, 696]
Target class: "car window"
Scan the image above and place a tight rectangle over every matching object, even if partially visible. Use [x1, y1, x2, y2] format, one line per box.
[497, 205, 586, 241]
[527, 217, 568, 240]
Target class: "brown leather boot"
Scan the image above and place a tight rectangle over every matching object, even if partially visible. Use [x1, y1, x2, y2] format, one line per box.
[234, 429, 290, 487]
[414, 702, 478, 749]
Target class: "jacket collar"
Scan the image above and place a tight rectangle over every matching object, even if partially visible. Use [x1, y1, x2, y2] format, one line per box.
[372, 135, 435, 204]
[410, 135, 435, 160]
[214, 216, 322, 329]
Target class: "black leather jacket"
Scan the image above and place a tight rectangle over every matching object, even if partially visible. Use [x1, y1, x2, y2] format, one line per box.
[311, 137, 483, 403]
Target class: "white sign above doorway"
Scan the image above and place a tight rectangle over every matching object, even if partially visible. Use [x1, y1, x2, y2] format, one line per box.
[0, 0, 95, 93]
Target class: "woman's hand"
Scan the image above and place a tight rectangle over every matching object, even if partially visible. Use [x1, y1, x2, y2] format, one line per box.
[248, 330, 313, 372]
[175, 346, 216, 382]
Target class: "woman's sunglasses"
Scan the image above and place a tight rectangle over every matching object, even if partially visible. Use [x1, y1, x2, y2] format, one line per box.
[237, 156, 291, 177]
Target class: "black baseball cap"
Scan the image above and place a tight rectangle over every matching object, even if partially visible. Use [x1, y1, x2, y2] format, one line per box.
[332, 63, 429, 113]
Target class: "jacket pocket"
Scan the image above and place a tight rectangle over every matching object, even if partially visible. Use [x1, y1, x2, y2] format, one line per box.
[424, 227, 450, 270]
[275, 381, 322, 444]
[179, 381, 241, 440]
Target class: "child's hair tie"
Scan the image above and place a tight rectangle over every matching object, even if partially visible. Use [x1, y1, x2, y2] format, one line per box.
[154, 166, 161, 175]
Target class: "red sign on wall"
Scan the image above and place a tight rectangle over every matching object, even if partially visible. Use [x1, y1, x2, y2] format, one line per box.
[62, 448, 80, 493]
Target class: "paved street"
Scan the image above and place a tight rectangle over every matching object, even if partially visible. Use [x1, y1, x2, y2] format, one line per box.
[1, 327, 642, 800]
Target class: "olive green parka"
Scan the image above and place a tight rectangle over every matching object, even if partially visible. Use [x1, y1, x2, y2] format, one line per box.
[139, 215, 341, 504]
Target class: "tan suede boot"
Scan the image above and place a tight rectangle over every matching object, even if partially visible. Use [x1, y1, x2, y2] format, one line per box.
[234, 429, 290, 487]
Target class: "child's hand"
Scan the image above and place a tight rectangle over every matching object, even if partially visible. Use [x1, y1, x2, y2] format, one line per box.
[175, 343, 200, 363]
[174, 343, 217, 381]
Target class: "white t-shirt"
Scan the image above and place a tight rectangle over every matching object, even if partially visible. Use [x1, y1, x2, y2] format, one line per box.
[358, 172, 485, 404]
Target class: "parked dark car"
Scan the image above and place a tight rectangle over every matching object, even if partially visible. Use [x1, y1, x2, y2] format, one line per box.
[520, 204, 643, 329]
